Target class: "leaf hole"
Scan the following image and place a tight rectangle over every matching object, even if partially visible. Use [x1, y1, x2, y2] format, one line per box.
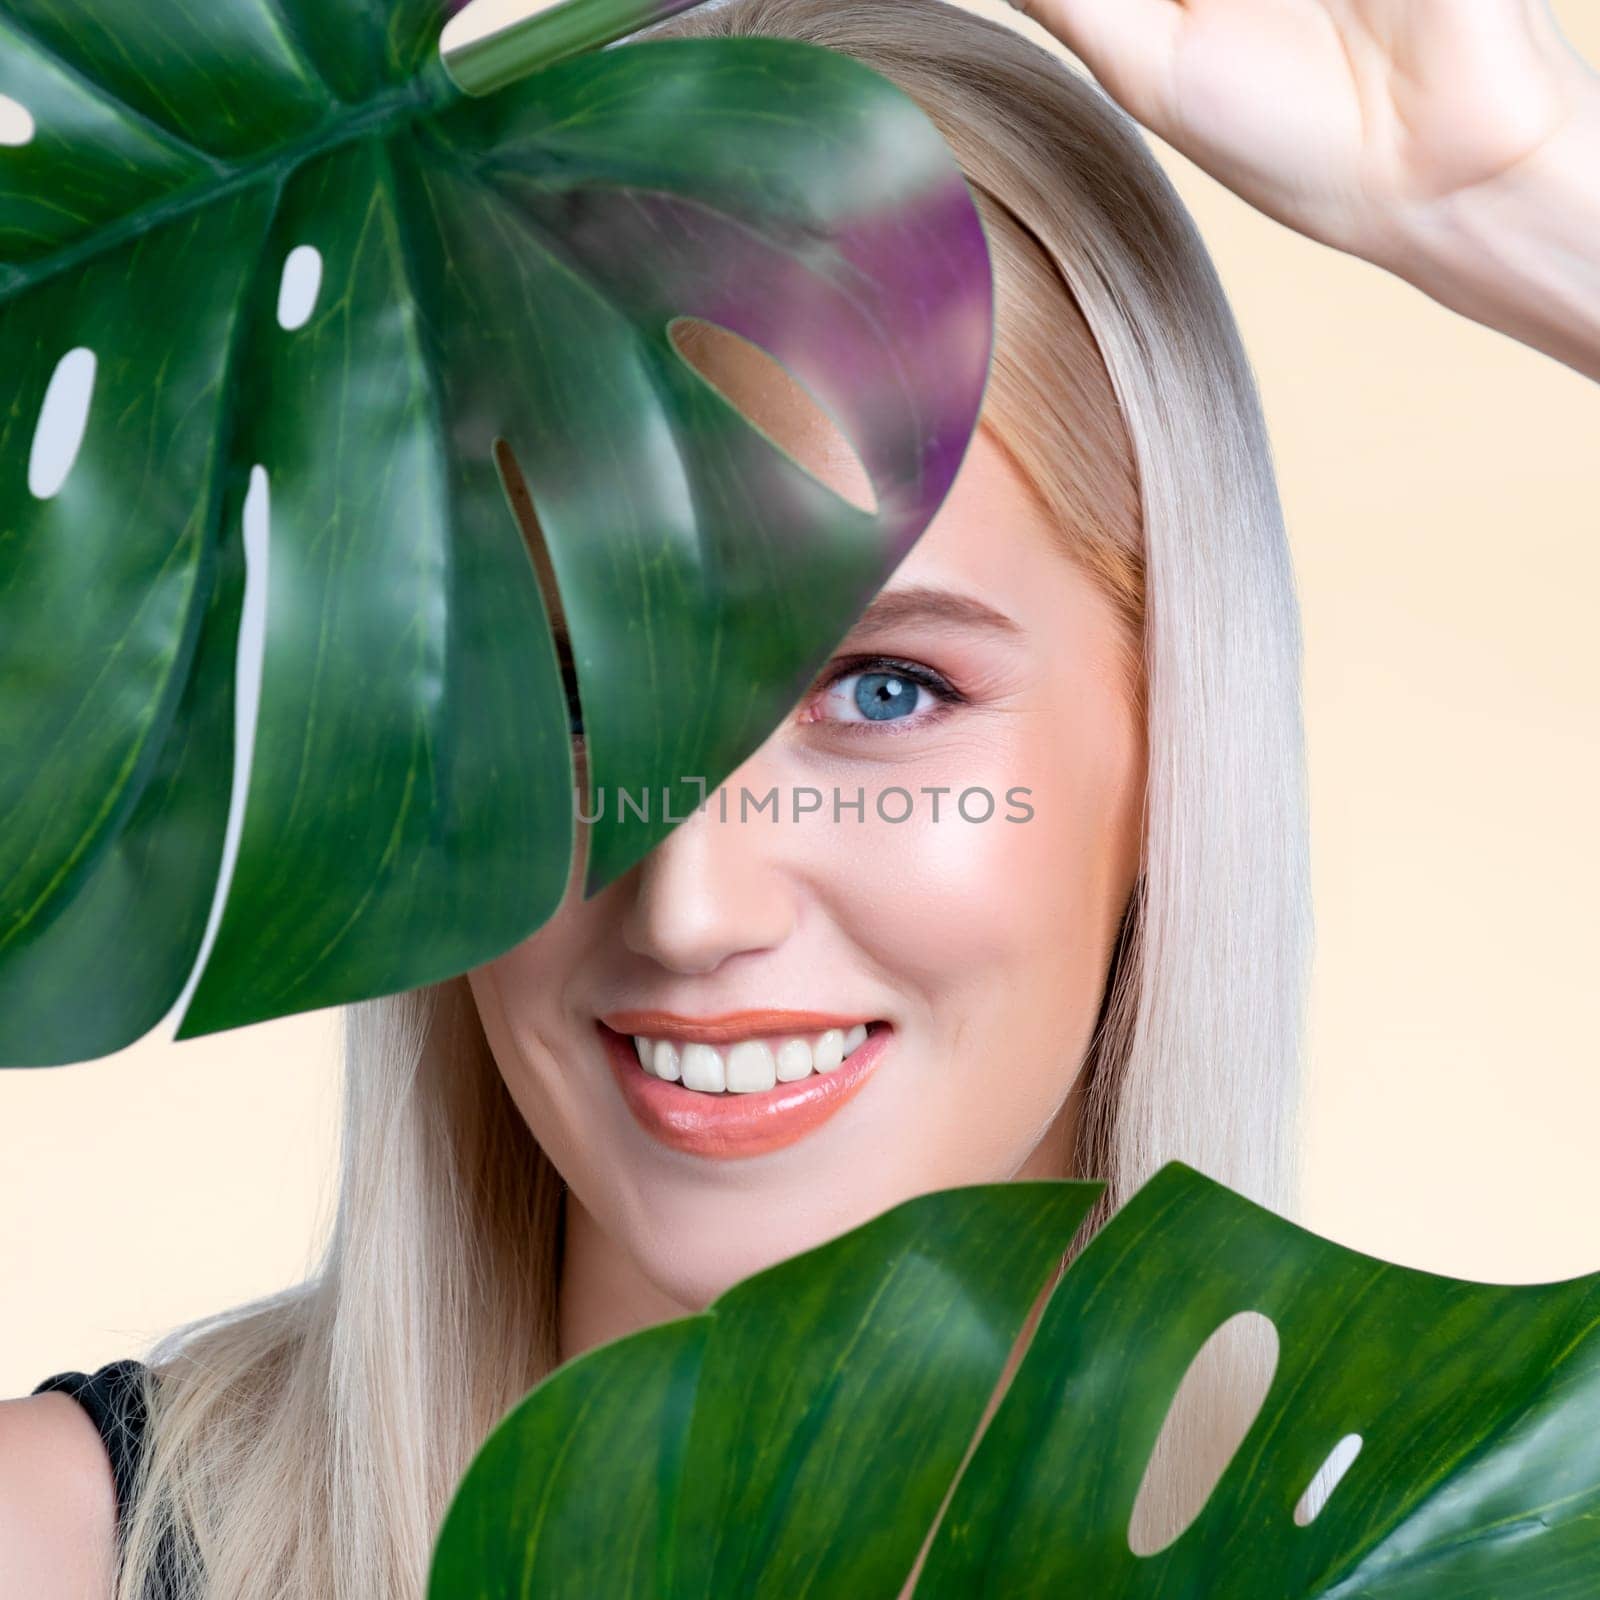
[29, 347, 97, 500]
[1128, 1310, 1279, 1557]
[1293, 1433, 1363, 1527]
[276, 244, 323, 331]
[492, 438, 587, 789]
[172, 467, 270, 1034]
[0, 94, 33, 146]
[666, 316, 879, 517]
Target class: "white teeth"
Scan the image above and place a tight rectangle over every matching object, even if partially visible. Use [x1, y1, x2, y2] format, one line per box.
[775, 1038, 813, 1082]
[726, 1040, 776, 1093]
[813, 1029, 844, 1073]
[625, 1023, 881, 1094]
[679, 1042, 726, 1093]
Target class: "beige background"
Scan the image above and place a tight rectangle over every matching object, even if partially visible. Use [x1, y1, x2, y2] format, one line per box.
[4, 0, 1598, 1396]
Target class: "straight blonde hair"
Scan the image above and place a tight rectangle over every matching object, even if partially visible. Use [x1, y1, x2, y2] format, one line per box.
[116, 0, 1312, 1592]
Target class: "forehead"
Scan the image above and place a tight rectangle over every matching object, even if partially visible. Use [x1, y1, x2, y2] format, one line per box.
[676, 321, 1084, 622]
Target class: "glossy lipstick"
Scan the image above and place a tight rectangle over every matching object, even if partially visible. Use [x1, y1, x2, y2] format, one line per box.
[597, 1013, 892, 1160]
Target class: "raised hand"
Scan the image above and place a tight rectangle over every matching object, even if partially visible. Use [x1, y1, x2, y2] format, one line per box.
[1009, 0, 1600, 377]
[1012, 0, 1586, 254]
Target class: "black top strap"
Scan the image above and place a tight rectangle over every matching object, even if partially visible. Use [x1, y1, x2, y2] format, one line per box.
[32, 1359, 153, 1533]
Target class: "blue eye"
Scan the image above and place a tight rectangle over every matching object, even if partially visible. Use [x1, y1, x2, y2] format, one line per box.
[809, 656, 961, 731]
[853, 670, 920, 721]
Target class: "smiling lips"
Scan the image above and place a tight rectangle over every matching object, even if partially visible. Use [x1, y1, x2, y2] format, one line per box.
[597, 1010, 893, 1159]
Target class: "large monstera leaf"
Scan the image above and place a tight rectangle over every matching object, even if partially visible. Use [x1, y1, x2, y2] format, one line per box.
[430, 1164, 1600, 1598]
[0, 0, 993, 1064]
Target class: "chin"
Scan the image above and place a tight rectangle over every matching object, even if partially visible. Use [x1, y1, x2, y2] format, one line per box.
[620, 1176, 906, 1314]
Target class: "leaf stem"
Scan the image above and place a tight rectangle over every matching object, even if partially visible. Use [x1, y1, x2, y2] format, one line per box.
[441, 0, 720, 97]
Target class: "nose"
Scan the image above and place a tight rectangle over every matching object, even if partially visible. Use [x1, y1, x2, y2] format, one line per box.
[618, 757, 797, 975]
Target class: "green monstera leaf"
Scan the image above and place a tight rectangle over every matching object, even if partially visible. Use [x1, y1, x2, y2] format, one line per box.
[430, 1164, 1600, 1598]
[0, 0, 994, 1064]
[429, 1178, 1105, 1599]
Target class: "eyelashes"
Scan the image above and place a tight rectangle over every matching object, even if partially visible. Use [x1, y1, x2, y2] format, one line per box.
[803, 653, 965, 735]
[562, 650, 965, 749]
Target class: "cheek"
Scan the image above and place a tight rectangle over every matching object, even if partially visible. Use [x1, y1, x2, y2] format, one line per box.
[465, 892, 611, 1127]
[819, 724, 1136, 1025]
[465, 961, 555, 1123]
[843, 793, 1046, 977]
[809, 713, 1140, 1175]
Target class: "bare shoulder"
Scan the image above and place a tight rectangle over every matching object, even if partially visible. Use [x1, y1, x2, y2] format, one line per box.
[0, 1392, 117, 1599]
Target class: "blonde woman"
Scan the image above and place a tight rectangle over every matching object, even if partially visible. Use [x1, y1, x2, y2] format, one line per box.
[4, 0, 1597, 1595]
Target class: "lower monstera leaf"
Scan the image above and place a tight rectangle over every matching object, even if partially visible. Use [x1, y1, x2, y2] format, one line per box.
[0, 0, 992, 1063]
[429, 1163, 1600, 1598]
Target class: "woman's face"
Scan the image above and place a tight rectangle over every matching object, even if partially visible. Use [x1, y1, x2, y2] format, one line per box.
[468, 334, 1145, 1313]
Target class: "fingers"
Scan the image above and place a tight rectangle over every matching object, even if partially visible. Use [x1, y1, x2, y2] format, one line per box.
[1004, 0, 1184, 126]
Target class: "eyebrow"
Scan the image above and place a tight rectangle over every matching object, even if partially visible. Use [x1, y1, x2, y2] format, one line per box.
[840, 583, 1024, 640]
[549, 584, 1022, 656]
